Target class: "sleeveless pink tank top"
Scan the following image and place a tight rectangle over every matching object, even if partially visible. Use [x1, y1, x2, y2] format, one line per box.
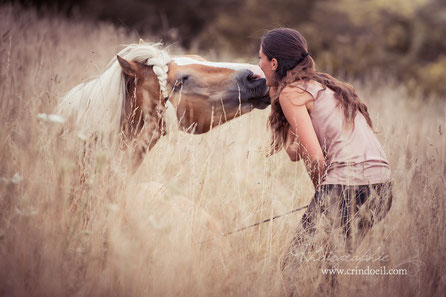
[289, 80, 391, 185]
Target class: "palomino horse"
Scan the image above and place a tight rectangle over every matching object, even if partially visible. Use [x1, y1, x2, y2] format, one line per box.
[56, 40, 269, 170]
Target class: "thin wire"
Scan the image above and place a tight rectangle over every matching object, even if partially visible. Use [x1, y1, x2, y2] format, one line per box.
[198, 204, 309, 244]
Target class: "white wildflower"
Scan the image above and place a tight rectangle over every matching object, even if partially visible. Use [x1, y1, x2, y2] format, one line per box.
[37, 113, 48, 120]
[77, 132, 88, 141]
[10, 173, 23, 184]
[0, 173, 23, 184]
[37, 113, 65, 123]
[47, 114, 65, 123]
[15, 206, 38, 216]
[108, 203, 119, 212]
[149, 215, 161, 229]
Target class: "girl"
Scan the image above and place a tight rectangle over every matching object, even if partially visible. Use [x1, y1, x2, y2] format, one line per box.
[258, 28, 393, 266]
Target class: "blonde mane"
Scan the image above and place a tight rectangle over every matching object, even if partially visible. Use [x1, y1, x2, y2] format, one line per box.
[56, 43, 170, 143]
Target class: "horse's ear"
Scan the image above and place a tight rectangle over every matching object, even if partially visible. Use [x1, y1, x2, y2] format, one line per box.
[139, 38, 145, 44]
[117, 55, 138, 77]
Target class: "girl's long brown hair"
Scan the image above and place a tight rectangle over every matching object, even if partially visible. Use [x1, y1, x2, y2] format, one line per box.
[262, 28, 375, 154]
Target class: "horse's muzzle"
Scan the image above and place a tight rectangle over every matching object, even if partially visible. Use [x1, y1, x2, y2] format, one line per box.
[234, 69, 270, 109]
[237, 69, 268, 95]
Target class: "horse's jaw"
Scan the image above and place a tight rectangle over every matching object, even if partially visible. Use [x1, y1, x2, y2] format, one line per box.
[170, 91, 271, 135]
[245, 94, 271, 110]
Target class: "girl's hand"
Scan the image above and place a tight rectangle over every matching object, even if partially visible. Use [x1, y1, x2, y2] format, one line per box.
[285, 128, 301, 162]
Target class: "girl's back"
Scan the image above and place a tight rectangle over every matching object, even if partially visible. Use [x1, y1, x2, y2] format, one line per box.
[289, 80, 391, 185]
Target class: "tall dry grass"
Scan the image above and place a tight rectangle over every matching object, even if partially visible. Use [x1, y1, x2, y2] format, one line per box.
[0, 4, 445, 297]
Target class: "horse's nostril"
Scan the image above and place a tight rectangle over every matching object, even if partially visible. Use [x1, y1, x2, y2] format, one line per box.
[245, 71, 263, 84]
[238, 70, 267, 96]
[239, 70, 258, 82]
[249, 73, 262, 81]
[246, 71, 262, 81]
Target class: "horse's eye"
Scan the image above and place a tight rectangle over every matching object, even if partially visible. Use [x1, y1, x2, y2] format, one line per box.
[173, 74, 190, 91]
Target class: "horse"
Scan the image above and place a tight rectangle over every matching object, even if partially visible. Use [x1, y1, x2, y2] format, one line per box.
[56, 40, 270, 170]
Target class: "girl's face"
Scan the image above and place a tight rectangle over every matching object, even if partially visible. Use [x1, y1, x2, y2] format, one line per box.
[258, 47, 277, 87]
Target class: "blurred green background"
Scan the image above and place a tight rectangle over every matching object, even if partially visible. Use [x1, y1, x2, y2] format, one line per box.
[5, 0, 446, 96]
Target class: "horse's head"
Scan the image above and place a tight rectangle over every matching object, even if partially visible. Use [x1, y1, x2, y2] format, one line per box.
[118, 53, 270, 136]
[57, 41, 270, 171]
[115, 44, 270, 168]
[167, 57, 270, 133]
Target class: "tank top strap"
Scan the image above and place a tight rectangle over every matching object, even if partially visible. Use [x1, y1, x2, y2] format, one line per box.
[288, 80, 326, 101]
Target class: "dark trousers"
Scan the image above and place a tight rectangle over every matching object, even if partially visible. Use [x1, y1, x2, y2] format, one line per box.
[282, 182, 393, 270]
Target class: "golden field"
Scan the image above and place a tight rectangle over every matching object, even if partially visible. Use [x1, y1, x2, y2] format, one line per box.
[0, 5, 445, 297]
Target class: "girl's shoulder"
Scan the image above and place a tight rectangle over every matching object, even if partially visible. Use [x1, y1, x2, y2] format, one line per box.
[280, 80, 325, 106]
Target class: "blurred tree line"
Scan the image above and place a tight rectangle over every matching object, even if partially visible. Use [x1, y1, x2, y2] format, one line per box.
[7, 0, 446, 95]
